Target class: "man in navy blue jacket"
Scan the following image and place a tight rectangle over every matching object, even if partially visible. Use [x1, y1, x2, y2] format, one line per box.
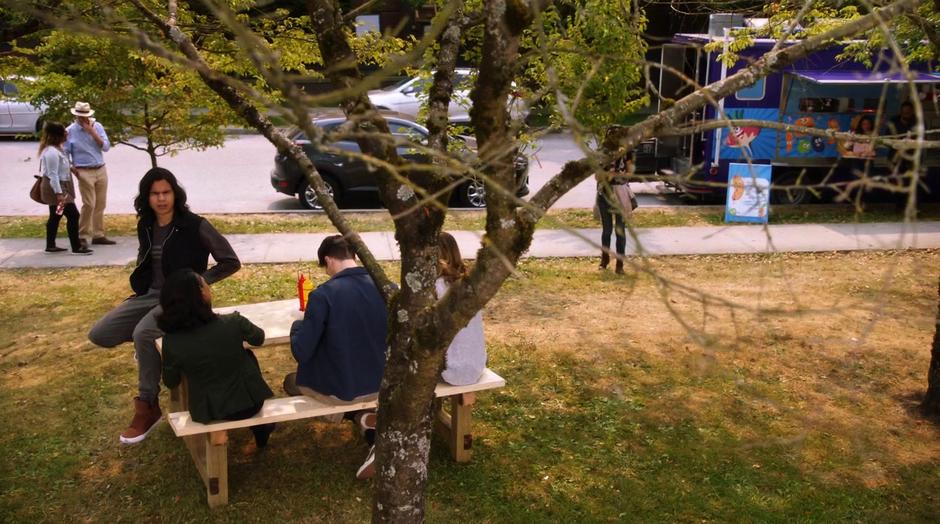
[285, 235, 388, 478]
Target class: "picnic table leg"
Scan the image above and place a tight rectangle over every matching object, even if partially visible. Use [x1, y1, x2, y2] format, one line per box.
[205, 431, 229, 508]
[435, 394, 474, 463]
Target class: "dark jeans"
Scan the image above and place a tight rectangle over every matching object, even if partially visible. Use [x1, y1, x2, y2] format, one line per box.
[46, 203, 80, 250]
[597, 191, 626, 256]
[223, 402, 274, 445]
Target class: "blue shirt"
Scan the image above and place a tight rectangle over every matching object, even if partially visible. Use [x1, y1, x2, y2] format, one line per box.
[65, 121, 110, 168]
[289, 267, 388, 400]
[40, 147, 71, 194]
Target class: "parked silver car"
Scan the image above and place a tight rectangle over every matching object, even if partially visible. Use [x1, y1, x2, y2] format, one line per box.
[368, 68, 473, 123]
[368, 68, 526, 124]
[0, 78, 44, 136]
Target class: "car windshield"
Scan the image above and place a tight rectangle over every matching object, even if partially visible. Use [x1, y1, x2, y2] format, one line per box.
[386, 72, 473, 94]
[384, 77, 414, 91]
[1, 80, 19, 97]
[388, 121, 427, 143]
[299, 120, 426, 145]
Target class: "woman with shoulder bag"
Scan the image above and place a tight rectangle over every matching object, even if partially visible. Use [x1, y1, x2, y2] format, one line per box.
[594, 151, 635, 274]
[39, 122, 92, 255]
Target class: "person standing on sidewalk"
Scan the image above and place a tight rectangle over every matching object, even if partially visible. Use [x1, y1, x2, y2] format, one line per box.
[88, 167, 241, 444]
[38, 122, 92, 255]
[595, 152, 635, 274]
[65, 101, 114, 248]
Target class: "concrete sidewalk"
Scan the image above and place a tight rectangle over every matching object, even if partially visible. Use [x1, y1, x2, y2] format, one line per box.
[1, 222, 938, 269]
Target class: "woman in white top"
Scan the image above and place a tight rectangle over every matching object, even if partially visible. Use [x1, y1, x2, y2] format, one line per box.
[437, 232, 486, 386]
[39, 122, 91, 255]
[849, 116, 876, 158]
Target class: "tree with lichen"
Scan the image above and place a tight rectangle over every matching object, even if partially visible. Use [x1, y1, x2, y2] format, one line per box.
[921, 280, 940, 416]
[1, 0, 934, 522]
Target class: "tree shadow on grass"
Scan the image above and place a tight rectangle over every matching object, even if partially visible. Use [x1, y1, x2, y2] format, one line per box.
[896, 390, 940, 430]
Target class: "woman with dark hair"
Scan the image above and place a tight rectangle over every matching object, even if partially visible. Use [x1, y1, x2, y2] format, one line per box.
[595, 151, 635, 274]
[38, 122, 91, 254]
[159, 269, 275, 447]
[850, 115, 876, 159]
[436, 232, 486, 386]
[88, 167, 241, 445]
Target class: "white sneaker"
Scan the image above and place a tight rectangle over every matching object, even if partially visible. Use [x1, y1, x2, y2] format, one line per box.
[356, 445, 376, 480]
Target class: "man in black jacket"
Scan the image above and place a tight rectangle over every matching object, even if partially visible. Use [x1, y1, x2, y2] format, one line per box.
[285, 234, 388, 478]
[88, 167, 241, 445]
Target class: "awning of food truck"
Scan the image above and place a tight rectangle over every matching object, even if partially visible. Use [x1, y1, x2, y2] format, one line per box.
[793, 71, 940, 84]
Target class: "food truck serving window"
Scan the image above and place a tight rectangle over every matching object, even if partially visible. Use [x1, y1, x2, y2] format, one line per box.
[735, 78, 765, 101]
[798, 97, 854, 113]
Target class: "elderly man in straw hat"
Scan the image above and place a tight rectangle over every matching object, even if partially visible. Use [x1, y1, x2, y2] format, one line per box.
[65, 101, 115, 248]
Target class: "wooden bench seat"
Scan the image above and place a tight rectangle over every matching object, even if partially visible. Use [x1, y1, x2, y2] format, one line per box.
[162, 298, 506, 508]
[169, 368, 504, 435]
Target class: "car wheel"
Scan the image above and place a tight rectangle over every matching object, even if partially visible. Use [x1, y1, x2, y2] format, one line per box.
[458, 179, 487, 208]
[771, 172, 813, 205]
[298, 178, 340, 210]
[34, 116, 44, 137]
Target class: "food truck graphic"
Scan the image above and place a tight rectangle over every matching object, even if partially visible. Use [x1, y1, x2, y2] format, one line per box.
[645, 16, 940, 204]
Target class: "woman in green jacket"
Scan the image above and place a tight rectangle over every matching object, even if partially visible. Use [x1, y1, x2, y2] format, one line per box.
[159, 269, 275, 447]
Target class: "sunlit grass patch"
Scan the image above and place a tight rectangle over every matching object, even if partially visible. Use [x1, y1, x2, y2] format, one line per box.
[2, 204, 937, 239]
[1, 251, 938, 521]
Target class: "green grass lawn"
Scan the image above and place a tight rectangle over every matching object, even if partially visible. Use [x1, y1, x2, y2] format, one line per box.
[1, 252, 939, 522]
[1, 204, 938, 239]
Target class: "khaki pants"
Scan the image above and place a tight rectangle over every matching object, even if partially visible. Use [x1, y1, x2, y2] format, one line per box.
[74, 165, 108, 241]
[283, 372, 377, 422]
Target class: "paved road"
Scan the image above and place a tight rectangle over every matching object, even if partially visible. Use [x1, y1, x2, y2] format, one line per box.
[0, 133, 684, 216]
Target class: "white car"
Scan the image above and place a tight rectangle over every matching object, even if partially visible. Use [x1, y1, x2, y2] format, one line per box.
[0, 78, 44, 136]
[368, 68, 526, 124]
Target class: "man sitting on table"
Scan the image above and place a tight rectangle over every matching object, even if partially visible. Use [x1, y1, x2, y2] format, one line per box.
[285, 234, 387, 479]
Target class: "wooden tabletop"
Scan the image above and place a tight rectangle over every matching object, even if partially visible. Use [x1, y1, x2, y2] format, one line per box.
[215, 299, 304, 346]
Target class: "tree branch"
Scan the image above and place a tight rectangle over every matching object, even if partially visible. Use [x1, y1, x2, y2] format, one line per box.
[425, 0, 465, 153]
[603, 0, 921, 155]
[125, 0, 397, 298]
[527, 0, 923, 217]
[664, 118, 940, 149]
[0, 0, 63, 42]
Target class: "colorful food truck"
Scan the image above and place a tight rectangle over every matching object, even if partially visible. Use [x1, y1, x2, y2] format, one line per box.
[648, 17, 940, 203]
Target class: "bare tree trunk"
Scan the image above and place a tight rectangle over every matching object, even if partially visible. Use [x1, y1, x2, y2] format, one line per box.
[147, 143, 158, 168]
[921, 279, 940, 415]
[143, 102, 158, 168]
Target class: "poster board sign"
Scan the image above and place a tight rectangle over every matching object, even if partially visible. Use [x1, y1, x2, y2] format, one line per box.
[724, 163, 771, 224]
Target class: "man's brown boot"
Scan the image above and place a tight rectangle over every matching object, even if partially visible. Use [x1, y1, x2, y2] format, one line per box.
[599, 251, 610, 269]
[615, 259, 625, 275]
[120, 397, 162, 445]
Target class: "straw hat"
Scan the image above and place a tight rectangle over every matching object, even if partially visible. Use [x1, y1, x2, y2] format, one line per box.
[70, 101, 95, 117]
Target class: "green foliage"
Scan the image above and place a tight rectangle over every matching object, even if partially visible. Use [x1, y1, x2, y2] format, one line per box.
[14, 31, 232, 163]
[524, 0, 649, 133]
[349, 30, 416, 69]
[706, 1, 939, 66]
[1, 1, 416, 163]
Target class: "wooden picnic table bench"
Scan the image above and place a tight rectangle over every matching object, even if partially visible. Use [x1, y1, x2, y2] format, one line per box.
[161, 299, 506, 508]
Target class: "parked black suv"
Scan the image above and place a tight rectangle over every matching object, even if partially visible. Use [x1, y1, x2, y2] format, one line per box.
[271, 111, 529, 209]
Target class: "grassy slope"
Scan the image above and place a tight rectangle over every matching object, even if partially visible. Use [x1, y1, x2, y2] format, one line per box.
[1, 252, 939, 522]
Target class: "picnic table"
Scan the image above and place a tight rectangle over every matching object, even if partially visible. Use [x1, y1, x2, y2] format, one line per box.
[162, 298, 505, 507]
